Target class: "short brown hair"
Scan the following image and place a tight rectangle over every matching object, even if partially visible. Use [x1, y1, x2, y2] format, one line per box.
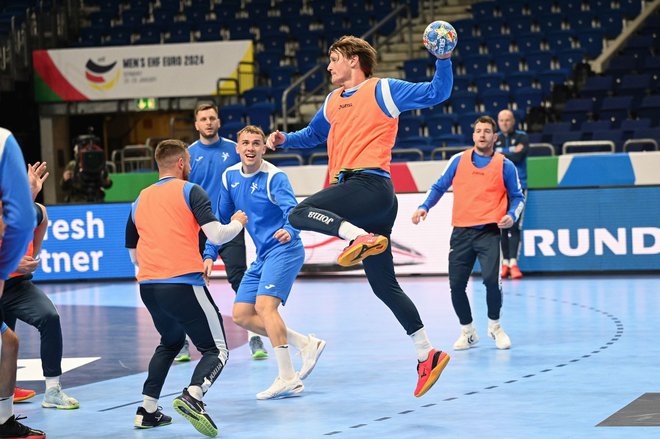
[155, 139, 187, 167]
[237, 125, 266, 143]
[329, 35, 377, 77]
[194, 102, 218, 119]
[473, 115, 497, 131]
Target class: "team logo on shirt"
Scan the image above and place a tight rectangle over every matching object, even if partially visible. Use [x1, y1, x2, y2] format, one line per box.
[251, 182, 258, 193]
[264, 284, 275, 289]
[222, 152, 229, 161]
[196, 156, 204, 162]
[231, 182, 239, 188]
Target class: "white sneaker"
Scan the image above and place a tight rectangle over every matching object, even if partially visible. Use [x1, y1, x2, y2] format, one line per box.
[256, 374, 304, 400]
[42, 384, 79, 409]
[453, 327, 480, 350]
[488, 324, 512, 349]
[299, 335, 326, 380]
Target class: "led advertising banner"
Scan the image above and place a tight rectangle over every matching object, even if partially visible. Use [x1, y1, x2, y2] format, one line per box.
[33, 40, 253, 102]
[519, 186, 660, 271]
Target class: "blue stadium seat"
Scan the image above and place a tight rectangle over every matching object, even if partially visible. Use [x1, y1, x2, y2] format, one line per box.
[636, 95, 660, 125]
[566, 11, 596, 31]
[474, 73, 505, 92]
[485, 36, 512, 55]
[598, 11, 624, 39]
[397, 116, 424, 139]
[219, 104, 246, 124]
[542, 121, 572, 142]
[243, 86, 272, 105]
[591, 129, 624, 151]
[538, 70, 568, 94]
[260, 31, 288, 53]
[165, 24, 191, 43]
[478, 18, 504, 36]
[218, 121, 244, 141]
[506, 72, 535, 89]
[620, 118, 651, 137]
[561, 98, 594, 127]
[458, 112, 483, 136]
[535, 14, 564, 34]
[269, 66, 296, 88]
[425, 114, 457, 138]
[461, 55, 492, 75]
[545, 30, 576, 53]
[456, 38, 483, 58]
[472, 1, 498, 19]
[452, 19, 476, 39]
[246, 102, 276, 132]
[618, 73, 652, 99]
[135, 26, 161, 45]
[556, 49, 585, 71]
[197, 22, 222, 42]
[506, 16, 533, 35]
[449, 91, 478, 113]
[580, 75, 614, 99]
[599, 96, 634, 126]
[552, 131, 581, 151]
[618, 0, 641, 19]
[576, 31, 602, 58]
[403, 58, 430, 82]
[480, 89, 510, 114]
[525, 51, 553, 72]
[495, 54, 522, 74]
[515, 34, 543, 53]
[580, 120, 612, 140]
[256, 50, 283, 77]
[512, 87, 544, 112]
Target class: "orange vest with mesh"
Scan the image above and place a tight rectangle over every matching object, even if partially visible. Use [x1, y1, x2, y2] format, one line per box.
[325, 77, 398, 183]
[133, 178, 203, 282]
[9, 241, 34, 278]
[452, 148, 508, 227]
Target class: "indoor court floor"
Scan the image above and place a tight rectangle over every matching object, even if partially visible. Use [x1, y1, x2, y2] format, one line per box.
[11, 274, 660, 438]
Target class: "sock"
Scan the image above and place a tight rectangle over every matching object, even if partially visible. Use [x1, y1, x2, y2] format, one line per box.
[45, 376, 60, 390]
[488, 319, 499, 329]
[0, 396, 13, 424]
[510, 258, 517, 266]
[462, 322, 476, 332]
[187, 385, 203, 401]
[502, 259, 509, 266]
[338, 221, 367, 242]
[247, 330, 260, 340]
[274, 345, 296, 380]
[142, 395, 158, 413]
[411, 327, 433, 362]
[286, 328, 309, 351]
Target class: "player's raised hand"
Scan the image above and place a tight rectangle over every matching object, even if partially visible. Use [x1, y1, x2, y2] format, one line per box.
[28, 161, 49, 200]
[266, 130, 286, 151]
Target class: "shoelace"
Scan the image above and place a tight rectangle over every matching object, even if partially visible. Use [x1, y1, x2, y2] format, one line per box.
[10, 415, 33, 434]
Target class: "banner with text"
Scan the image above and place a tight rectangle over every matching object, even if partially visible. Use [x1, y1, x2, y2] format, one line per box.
[519, 186, 660, 271]
[33, 40, 253, 102]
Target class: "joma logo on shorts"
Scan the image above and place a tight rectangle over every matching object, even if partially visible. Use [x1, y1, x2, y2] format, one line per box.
[308, 212, 334, 225]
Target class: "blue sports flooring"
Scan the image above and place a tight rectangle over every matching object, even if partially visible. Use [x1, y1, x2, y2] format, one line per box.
[11, 274, 660, 438]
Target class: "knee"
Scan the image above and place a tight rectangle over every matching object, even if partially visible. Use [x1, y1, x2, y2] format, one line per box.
[1, 329, 19, 356]
[40, 309, 61, 329]
[232, 309, 249, 328]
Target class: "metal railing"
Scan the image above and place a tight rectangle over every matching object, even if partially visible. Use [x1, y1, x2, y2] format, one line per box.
[623, 138, 658, 152]
[529, 143, 556, 156]
[562, 140, 615, 155]
[281, 4, 413, 131]
[431, 146, 470, 160]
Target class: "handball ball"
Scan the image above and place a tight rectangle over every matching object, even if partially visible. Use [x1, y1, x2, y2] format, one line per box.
[423, 20, 458, 57]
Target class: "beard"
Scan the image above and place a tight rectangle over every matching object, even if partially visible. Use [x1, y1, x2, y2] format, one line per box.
[199, 129, 218, 141]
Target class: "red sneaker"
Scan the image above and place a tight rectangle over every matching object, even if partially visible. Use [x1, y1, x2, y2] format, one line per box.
[414, 349, 450, 397]
[337, 233, 388, 267]
[501, 264, 510, 279]
[510, 264, 523, 279]
[14, 387, 36, 402]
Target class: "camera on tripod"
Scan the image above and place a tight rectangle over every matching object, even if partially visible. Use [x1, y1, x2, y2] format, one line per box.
[62, 128, 112, 203]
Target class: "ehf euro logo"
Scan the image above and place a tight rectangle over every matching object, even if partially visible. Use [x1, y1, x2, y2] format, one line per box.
[85, 58, 120, 91]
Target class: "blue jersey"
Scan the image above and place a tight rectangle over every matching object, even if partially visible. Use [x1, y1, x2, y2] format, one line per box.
[420, 150, 526, 226]
[0, 128, 36, 280]
[278, 58, 454, 163]
[204, 160, 301, 261]
[495, 129, 529, 189]
[188, 137, 240, 212]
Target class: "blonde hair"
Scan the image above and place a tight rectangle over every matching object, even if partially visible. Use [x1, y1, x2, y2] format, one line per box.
[237, 125, 266, 143]
[329, 35, 377, 77]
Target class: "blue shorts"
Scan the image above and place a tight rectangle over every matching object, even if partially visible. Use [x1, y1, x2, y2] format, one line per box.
[1, 322, 7, 334]
[236, 243, 305, 306]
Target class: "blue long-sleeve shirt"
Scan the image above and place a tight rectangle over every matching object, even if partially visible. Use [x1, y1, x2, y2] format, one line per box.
[495, 129, 529, 189]
[278, 58, 454, 154]
[204, 161, 301, 261]
[420, 150, 526, 226]
[188, 137, 240, 213]
[0, 128, 37, 279]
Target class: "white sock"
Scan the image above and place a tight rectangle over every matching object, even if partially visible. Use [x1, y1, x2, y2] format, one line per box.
[488, 319, 499, 329]
[45, 376, 60, 390]
[410, 327, 433, 362]
[0, 396, 13, 424]
[509, 258, 517, 266]
[142, 395, 158, 413]
[338, 221, 367, 242]
[502, 259, 509, 266]
[274, 345, 296, 380]
[462, 322, 476, 332]
[286, 328, 309, 351]
[187, 385, 203, 401]
[247, 330, 260, 340]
